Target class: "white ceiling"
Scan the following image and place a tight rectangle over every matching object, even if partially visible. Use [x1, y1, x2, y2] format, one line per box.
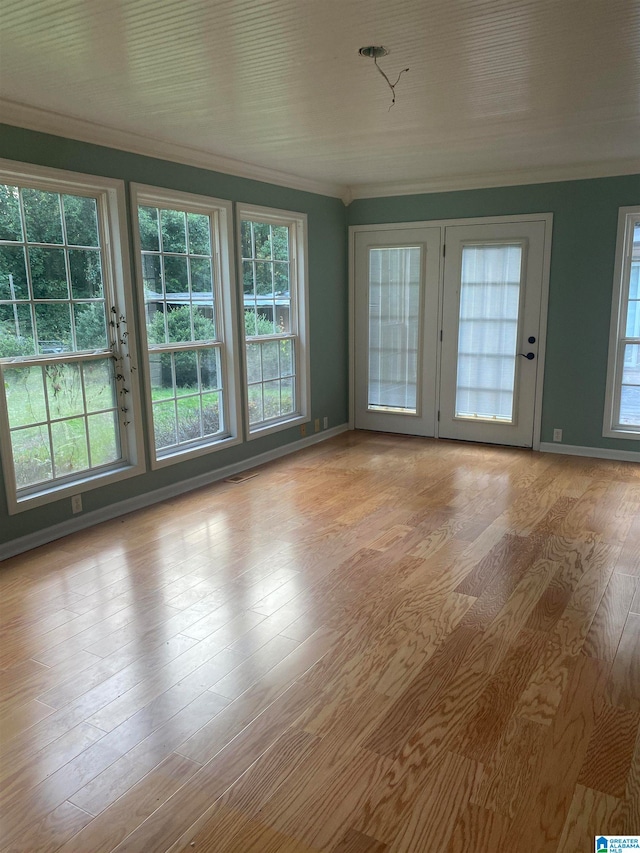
[1, 0, 639, 200]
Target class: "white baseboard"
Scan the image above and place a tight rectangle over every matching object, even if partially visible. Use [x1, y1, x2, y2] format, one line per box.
[0, 424, 349, 561]
[539, 441, 640, 462]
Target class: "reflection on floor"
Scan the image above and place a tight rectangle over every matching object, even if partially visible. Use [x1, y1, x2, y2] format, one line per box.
[1, 430, 639, 852]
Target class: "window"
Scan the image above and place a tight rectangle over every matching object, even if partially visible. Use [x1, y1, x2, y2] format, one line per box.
[0, 162, 142, 513]
[239, 206, 309, 436]
[604, 206, 640, 438]
[132, 186, 240, 465]
[367, 247, 421, 414]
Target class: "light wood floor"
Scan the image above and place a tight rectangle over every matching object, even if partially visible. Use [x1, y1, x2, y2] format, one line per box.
[1, 431, 640, 852]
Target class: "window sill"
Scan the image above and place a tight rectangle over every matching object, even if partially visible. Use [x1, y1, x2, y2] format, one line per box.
[603, 426, 640, 441]
[151, 432, 242, 469]
[247, 413, 308, 441]
[10, 461, 145, 515]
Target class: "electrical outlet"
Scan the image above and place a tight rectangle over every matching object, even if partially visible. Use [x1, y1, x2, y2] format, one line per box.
[71, 494, 83, 514]
[323, 416, 328, 429]
[314, 418, 320, 432]
[300, 423, 307, 437]
[553, 428, 563, 442]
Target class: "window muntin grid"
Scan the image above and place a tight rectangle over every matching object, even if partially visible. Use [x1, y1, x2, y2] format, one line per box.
[0, 185, 109, 356]
[139, 204, 217, 346]
[241, 219, 291, 336]
[617, 220, 640, 428]
[241, 218, 298, 428]
[149, 346, 224, 450]
[367, 246, 421, 414]
[245, 337, 295, 425]
[0, 180, 129, 499]
[2, 355, 120, 490]
[136, 201, 229, 455]
[454, 243, 523, 423]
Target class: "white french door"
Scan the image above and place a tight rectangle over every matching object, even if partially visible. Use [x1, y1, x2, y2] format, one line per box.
[353, 216, 550, 448]
[354, 228, 441, 435]
[439, 221, 546, 446]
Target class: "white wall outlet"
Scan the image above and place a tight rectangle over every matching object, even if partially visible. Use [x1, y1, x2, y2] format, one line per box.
[323, 416, 328, 429]
[553, 428, 563, 442]
[71, 494, 83, 514]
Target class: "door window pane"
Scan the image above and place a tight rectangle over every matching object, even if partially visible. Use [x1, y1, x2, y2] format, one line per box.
[455, 244, 523, 422]
[367, 246, 421, 413]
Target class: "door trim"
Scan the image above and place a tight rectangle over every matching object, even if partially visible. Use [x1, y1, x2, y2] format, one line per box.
[349, 213, 553, 450]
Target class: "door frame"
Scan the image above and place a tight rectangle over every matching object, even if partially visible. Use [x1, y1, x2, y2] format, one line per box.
[348, 213, 553, 450]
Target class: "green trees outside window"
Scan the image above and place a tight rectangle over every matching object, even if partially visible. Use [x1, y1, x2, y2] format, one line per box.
[0, 172, 137, 508]
[0, 185, 108, 357]
[134, 193, 238, 460]
[241, 217, 297, 428]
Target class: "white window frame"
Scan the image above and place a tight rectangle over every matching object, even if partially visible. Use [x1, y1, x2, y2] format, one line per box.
[131, 185, 242, 468]
[237, 204, 310, 439]
[0, 159, 144, 514]
[604, 205, 640, 439]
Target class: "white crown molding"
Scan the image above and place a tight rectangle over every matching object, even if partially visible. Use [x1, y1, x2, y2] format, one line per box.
[0, 99, 348, 201]
[0, 423, 349, 561]
[539, 442, 640, 462]
[4, 99, 638, 206]
[347, 158, 640, 201]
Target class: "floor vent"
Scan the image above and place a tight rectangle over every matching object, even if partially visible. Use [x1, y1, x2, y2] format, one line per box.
[225, 471, 259, 484]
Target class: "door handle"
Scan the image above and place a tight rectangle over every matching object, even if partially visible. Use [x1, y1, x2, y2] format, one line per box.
[519, 352, 535, 360]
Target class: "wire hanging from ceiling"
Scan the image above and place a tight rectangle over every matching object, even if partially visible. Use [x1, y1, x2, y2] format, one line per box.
[359, 46, 409, 110]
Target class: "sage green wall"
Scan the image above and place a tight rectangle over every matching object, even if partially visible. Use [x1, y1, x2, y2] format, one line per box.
[2, 123, 638, 552]
[349, 174, 640, 454]
[0, 125, 348, 548]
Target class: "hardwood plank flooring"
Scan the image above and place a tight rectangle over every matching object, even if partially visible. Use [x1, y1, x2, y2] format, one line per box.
[1, 431, 639, 852]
